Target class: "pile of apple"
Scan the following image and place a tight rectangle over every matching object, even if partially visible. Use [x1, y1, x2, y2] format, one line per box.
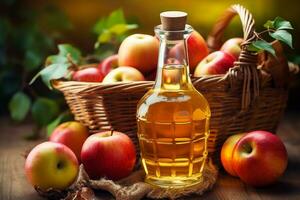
[25, 121, 136, 190]
[221, 130, 288, 187]
[71, 31, 243, 83]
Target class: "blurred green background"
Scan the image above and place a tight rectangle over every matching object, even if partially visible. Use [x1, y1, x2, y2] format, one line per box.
[0, 0, 299, 136]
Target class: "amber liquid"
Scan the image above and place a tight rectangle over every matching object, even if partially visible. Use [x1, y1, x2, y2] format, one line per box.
[137, 65, 210, 188]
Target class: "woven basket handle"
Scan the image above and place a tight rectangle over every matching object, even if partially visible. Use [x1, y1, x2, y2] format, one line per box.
[207, 4, 259, 111]
[207, 4, 256, 51]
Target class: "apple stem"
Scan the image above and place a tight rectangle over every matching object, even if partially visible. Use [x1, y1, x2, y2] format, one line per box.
[111, 129, 114, 136]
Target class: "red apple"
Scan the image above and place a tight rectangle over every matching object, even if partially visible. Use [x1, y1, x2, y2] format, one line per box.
[220, 38, 244, 60]
[81, 131, 136, 180]
[72, 67, 104, 82]
[194, 51, 235, 76]
[102, 66, 145, 83]
[118, 34, 159, 73]
[100, 54, 119, 76]
[49, 121, 89, 162]
[25, 142, 79, 190]
[169, 31, 209, 71]
[232, 131, 288, 187]
[221, 133, 246, 177]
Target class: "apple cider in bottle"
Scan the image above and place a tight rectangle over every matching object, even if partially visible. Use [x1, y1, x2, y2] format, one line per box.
[136, 11, 211, 188]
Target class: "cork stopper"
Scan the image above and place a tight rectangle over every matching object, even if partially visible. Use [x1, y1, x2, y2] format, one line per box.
[160, 11, 187, 40]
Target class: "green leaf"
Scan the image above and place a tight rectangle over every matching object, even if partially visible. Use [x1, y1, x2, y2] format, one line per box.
[263, 17, 293, 31]
[45, 55, 68, 65]
[248, 40, 276, 56]
[106, 9, 126, 27]
[109, 24, 138, 35]
[46, 111, 73, 136]
[273, 17, 293, 30]
[9, 92, 31, 121]
[31, 98, 59, 126]
[93, 18, 107, 34]
[96, 30, 112, 46]
[46, 115, 63, 136]
[269, 30, 293, 48]
[95, 24, 137, 48]
[264, 20, 274, 29]
[30, 63, 69, 88]
[58, 44, 81, 64]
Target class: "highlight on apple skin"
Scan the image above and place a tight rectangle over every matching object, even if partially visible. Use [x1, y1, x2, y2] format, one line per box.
[72, 67, 104, 82]
[49, 121, 89, 162]
[25, 142, 79, 190]
[194, 51, 236, 76]
[100, 54, 119, 76]
[118, 34, 159, 73]
[221, 133, 246, 177]
[169, 31, 209, 71]
[232, 130, 288, 187]
[102, 66, 145, 83]
[220, 38, 243, 60]
[81, 131, 136, 180]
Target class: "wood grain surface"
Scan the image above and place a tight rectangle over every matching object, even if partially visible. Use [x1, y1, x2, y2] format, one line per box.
[0, 112, 299, 200]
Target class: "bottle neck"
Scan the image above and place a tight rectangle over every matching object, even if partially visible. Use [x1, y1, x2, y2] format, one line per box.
[154, 37, 192, 90]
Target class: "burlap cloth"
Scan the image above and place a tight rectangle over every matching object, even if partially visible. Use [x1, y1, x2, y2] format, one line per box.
[36, 159, 218, 200]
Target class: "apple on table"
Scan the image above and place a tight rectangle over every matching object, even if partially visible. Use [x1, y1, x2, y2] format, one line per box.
[232, 131, 288, 187]
[221, 133, 246, 177]
[81, 130, 136, 180]
[49, 121, 89, 162]
[25, 142, 79, 190]
[221, 130, 288, 187]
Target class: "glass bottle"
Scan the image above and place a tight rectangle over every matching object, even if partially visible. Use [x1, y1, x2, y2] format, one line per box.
[136, 11, 210, 188]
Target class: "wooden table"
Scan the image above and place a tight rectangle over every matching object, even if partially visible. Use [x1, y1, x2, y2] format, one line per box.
[1, 112, 300, 200]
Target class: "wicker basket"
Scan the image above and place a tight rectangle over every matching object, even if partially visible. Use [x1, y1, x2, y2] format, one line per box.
[53, 5, 292, 164]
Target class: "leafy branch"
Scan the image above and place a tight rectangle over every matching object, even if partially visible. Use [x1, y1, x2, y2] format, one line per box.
[30, 44, 82, 88]
[248, 17, 294, 56]
[93, 9, 138, 49]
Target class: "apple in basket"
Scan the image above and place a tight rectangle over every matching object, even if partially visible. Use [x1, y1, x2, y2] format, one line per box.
[49, 121, 89, 162]
[118, 34, 159, 73]
[220, 38, 244, 60]
[232, 131, 288, 187]
[194, 51, 235, 76]
[81, 130, 136, 180]
[102, 66, 145, 83]
[72, 65, 104, 82]
[99, 54, 119, 76]
[169, 31, 209, 71]
[25, 142, 79, 190]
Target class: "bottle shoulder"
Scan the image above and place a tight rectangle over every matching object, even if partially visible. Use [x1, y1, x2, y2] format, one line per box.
[137, 88, 211, 119]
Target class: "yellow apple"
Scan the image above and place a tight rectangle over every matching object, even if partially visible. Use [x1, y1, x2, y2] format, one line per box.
[25, 142, 79, 190]
[102, 66, 145, 83]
